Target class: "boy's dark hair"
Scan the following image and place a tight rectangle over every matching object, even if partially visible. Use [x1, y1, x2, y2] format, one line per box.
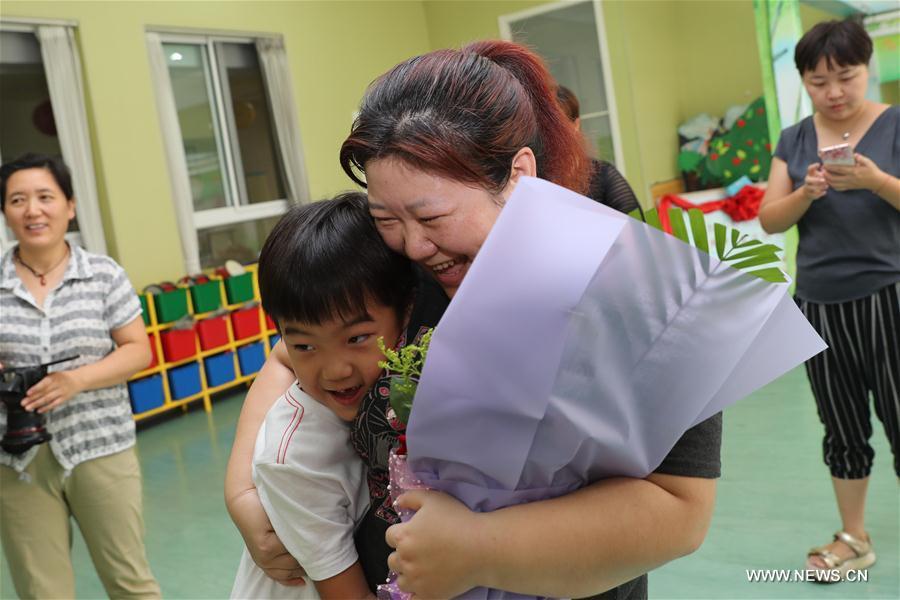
[257, 192, 415, 327]
[795, 19, 872, 75]
[556, 85, 580, 122]
[0, 153, 74, 211]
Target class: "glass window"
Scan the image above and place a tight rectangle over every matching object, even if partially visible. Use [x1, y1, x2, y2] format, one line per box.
[197, 215, 281, 268]
[161, 38, 289, 269]
[217, 42, 286, 205]
[0, 29, 80, 249]
[0, 31, 63, 160]
[166, 43, 230, 212]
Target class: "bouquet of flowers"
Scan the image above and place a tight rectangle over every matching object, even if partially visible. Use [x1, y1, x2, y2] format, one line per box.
[375, 331, 433, 600]
[379, 177, 825, 600]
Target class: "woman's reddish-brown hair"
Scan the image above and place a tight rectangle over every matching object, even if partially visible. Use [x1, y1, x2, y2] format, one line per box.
[340, 40, 590, 195]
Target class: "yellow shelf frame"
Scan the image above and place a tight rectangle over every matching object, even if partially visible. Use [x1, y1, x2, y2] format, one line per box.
[129, 264, 278, 422]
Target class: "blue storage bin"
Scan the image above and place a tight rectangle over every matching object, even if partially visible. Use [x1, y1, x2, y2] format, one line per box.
[205, 351, 236, 387]
[269, 334, 281, 349]
[128, 374, 165, 414]
[237, 342, 266, 376]
[168, 362, 202, 400]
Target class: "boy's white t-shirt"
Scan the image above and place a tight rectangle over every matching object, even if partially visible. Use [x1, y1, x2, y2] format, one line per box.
[231, 382, 370, 599]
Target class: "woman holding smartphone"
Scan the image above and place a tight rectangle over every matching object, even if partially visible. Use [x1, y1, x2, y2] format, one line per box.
[759, 19, 899, 581]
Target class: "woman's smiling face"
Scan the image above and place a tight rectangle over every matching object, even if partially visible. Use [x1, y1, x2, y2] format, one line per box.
[2, 167, 75, 251]
[365, 158, 504, 298]
[365, 151, 535, 297]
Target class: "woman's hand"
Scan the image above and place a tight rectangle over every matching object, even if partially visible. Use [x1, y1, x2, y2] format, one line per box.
[386, 490, 482, 599]
[229, 489, 306, 586]
[19, 317, 152, 415]
[823, 153, 884, 192]
[22, 370, 84, 413]
[802, 163, 828, 200]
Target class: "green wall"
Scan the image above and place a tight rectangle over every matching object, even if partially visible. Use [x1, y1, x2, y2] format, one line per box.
[423, 0, 545, 48]
[2, 0, 824, 285]
[800, 1, 843, 30]
[673, 1, 763, 122]
[1, 0, 431, 288]
[420, 0, 660, 202]
[419, 0, 768, 204]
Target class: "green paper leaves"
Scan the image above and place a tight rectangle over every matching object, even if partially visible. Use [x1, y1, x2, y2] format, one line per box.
[687, 209, 708, 254]
[668, 208, 689, 243]
[633, 208, 786, 283]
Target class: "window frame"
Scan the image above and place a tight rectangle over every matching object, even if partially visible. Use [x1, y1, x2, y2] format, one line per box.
[498, 0, 625, 173]
[157, 32, 290, 235]
[0, 19, 90, 253]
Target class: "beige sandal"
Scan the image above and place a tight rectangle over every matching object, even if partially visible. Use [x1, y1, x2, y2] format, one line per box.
[806, 531, 876, 582]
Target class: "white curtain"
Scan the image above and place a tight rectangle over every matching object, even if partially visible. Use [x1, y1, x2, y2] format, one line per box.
[36, 26, 106, 254]
[145, 32, 200, 273]
[256, 37, 310, 206]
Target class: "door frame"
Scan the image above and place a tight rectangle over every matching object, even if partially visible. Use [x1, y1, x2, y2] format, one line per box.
[499, 0, 625, 172]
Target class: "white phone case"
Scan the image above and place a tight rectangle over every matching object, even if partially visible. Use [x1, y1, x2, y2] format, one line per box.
[819, 143, 855, 166]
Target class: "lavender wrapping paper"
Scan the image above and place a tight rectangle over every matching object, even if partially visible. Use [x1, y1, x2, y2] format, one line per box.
[405, 177, 825, 600]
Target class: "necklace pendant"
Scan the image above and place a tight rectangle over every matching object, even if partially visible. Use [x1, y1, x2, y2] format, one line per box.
[39, 275, 47, 286]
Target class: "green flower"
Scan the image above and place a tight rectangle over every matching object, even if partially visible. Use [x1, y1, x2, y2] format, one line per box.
[377, 328, 434, 426]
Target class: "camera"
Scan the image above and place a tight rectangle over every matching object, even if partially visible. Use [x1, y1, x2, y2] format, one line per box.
[0, 357, 76, 455]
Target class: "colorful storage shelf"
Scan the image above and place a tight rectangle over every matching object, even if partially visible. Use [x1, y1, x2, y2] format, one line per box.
[128, 264, 280, 421]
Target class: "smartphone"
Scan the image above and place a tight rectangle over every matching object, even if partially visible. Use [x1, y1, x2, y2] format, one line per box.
[819, 143, 855, 166]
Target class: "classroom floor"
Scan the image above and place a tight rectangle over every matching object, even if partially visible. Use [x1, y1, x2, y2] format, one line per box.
[1, 366, 897, 599]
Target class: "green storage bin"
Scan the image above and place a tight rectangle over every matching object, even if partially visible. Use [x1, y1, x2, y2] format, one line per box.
[190, 280, 222, 314]
[154, 288, 189, 324]
[224, 273, 254, 305]
[139, 295, 150, 325]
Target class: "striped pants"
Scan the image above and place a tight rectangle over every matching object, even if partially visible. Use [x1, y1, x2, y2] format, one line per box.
[797, 282, 900, 479]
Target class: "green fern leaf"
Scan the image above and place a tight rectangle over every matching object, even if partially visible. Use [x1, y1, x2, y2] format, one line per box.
[629, 206, 785, 284]
[714, 223, 727, 259]
[748, 267, 788, 283]
[668, 208, 689, 244]
[727, 244, 781, 261]
[687, 209, 708, 254]
[731, 253, 781, 270]
[644, 208, 662, 231]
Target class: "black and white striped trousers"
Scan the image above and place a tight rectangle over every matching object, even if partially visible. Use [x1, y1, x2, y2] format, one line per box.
[797, 282, 900, 479]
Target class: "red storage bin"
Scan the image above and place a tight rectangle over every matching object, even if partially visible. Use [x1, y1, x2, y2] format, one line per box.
[231, 306, 261, 340]
[160, 327, 197, 362]
[197, 316, 229, 350]
[265, 312, 276, 332]
[147, 334, 159, 369]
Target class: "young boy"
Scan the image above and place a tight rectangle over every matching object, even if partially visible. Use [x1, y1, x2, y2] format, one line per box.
[230, 193, 415, 599]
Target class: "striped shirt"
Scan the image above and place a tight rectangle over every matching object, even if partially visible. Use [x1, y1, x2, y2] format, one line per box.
[0, 244, 141, 472]
[587, 159, 641, 216]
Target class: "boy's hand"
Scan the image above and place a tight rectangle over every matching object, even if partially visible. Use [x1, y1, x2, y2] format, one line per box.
[229, 489, 306, 586]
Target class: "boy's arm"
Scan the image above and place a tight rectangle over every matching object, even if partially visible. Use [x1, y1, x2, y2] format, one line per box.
[225, 340, 294, 504]
[314, 562, 376, 600]
[224, 340, 302, 583]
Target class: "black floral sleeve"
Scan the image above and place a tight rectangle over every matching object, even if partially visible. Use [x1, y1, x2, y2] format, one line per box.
[350, 269, 449, 590]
